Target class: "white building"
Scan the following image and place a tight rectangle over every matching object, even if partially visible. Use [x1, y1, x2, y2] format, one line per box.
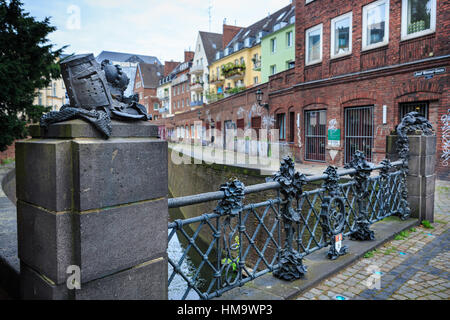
[190, 31, 223, 106]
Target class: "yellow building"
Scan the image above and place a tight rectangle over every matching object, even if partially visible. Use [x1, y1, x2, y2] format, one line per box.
[208, 5, 293, 100]
[33, 78, 67, 111]
[33, 56, 68, 111]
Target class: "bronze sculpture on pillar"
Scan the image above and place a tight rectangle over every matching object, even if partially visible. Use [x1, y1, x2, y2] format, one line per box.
[40, 54, 151, 137]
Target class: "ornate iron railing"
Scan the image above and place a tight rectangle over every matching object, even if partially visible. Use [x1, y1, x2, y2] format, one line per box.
[167, 112, 433, 300]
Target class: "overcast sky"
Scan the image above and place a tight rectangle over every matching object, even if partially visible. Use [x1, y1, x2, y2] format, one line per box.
[22, 0, 292, 62]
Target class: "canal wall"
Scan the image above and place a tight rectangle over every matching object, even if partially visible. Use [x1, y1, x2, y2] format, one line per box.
[168, 146, 280, 268]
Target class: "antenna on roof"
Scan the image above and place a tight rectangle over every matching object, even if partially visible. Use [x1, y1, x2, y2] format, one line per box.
[208, 0, 213, 32]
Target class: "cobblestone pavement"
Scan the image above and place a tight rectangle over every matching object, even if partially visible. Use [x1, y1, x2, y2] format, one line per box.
[295, 181, 450, 301]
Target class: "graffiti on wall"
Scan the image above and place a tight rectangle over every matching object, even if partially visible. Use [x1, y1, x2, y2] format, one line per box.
[262, 115, 275, 130]
[237, 107, 245, 118]
[297, 113, 302, 148]
[441, 109, 450, 167]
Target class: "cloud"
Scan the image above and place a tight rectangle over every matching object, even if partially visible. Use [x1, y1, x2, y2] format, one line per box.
[22, 0, 292, 61]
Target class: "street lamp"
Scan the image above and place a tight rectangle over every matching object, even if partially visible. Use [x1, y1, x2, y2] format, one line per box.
[256, 89, 269, 110]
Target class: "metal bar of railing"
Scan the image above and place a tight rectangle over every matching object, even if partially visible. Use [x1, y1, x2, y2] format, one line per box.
[168, 160, 403, 208]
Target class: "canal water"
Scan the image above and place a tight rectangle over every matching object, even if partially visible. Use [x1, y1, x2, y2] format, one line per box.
[168, 196, 216, 300]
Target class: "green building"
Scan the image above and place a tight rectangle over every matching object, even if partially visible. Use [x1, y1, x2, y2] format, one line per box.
[260, 7, 295, 84]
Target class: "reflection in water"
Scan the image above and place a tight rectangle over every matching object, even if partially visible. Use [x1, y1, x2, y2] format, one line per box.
[168, 196, 216, 300]
[167, 233, 201, 300]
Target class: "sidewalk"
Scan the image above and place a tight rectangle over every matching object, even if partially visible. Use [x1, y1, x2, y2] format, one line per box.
[169, 142, 328, 176]
[295, 181, 450, 300]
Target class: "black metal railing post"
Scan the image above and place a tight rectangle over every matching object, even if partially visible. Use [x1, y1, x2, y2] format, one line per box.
[346, 150, 375, 241]
[214, 179, 245, 289]
[379, 158, 393, 218]
[320, 166, 349, 260]
[272, 156, 308, 280]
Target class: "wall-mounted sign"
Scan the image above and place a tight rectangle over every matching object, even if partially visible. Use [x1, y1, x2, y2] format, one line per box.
[414, 67, 445, 78]
[328, 129, 341, 147]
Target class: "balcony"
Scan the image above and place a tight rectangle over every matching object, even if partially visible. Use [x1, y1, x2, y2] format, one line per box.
[252, 58, 261, 71]
[226, 70, 245, 80]
[209, 76, 224, 85]
[190, 81, 204, 92]
[222, 62, 246, 80]
[158, 107, 169, 114]
[190, 100, 204, 107]
[190, 64, 204, 75]
[158, 93, 170, 101]
[172, 74, 188, 86]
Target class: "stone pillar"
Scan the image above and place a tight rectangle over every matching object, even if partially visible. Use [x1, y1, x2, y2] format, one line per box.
[16, 119, 168, 299]
[386, 133, 436, 222]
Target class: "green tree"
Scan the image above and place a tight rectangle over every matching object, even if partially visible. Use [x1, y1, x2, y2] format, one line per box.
[0, 0, 65, 151]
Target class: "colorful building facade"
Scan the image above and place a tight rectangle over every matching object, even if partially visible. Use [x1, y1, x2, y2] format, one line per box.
[260, 7, 296, 84]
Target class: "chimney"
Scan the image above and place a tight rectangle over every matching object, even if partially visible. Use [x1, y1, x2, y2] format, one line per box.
[163, 61, 179, 76]
[184, 51, 194, 62]
[222, 24, 242, 49]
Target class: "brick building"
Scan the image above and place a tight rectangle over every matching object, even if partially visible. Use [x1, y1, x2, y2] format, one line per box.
[170, 51, 195, 115]
[269, 0, 449, 180]
[133, 62, 164, 121]
[158, 0, 449, 180]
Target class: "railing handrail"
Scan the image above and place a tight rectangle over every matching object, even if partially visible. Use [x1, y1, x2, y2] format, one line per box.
[168, 159, 404, 209]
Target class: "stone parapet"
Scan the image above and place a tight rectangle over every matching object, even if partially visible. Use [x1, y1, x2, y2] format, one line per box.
[16, 120, 168, 300]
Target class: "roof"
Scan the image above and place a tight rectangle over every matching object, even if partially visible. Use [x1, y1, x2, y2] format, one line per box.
[138, 63, 165, 89]
[96, 51, 161, 65]
[219, 4, 294, 58]
[199, 31, 223, 65]
[168, 60, 192, 77]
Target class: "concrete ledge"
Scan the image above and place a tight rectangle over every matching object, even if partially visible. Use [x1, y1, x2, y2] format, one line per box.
[29, 119, 159, 139]
[216, 216, 419, 300]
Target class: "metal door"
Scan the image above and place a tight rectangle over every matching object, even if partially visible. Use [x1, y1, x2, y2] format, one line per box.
[344, 106, 373, 163]
[305, 110, 326, 161]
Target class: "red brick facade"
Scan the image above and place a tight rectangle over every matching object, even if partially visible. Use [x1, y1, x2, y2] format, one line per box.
[134, 70, 160, 120]
[158, 0, 450, 180]
[0, 143, 15, 162]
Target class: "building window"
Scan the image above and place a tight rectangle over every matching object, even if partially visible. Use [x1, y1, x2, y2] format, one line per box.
[254, 76, 259, 84]
[38, 93, 42, 105]
[331, 12, 352, 58]
[182, 99, 184, 108]
[401, 0, 436, 40]
[153, 103, 159, 110]
[135, 81, 141, 89]
[344, 106, 374, 163]
[270, 65, 277, 75]
[271, 38, 277, 53]
[305, 24, 323, 65]
[305, 110, 327, 162]
[276, 113, 286, 140]
[140, 93, 143, 101]
[362, 0, 389, 50]
[240, 57, 245, 65]
[286, 60, 295, 69]
[399, 101, 429, 120]
[286, 31, 293, 47]
[289, 111, 295, 143]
